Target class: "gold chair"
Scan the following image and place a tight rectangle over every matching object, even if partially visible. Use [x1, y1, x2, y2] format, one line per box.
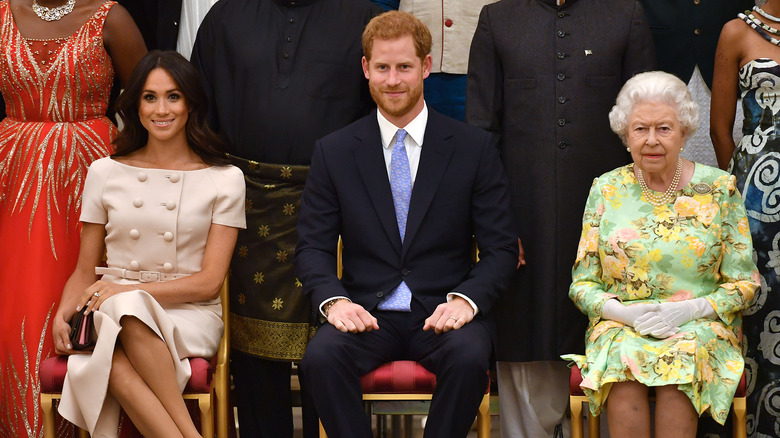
[41, 279, 231, 438]
[569, 364, 747, 438]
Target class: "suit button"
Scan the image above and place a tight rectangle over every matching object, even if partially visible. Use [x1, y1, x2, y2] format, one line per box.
[556, 51, 565, 60]
[557, 11, 565, 18]
[558, 96, 566, 104]
[557, 118, 566, 126]
[376, 291, 384, 298]
[693, 0, 700, 4]
[557, 30, 565, 38]
[402, 268, 411, 276]
[558, 141, 568, 149]
[557, 73, 566, 81]
[694, 28, 701, 36]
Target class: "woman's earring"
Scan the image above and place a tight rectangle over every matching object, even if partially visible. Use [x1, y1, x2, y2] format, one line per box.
[626, 147, 630, 152]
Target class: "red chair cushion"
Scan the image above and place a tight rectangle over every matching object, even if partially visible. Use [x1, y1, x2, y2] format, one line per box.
[569, 364, 748, 398]
[39, 355, 214, 394]
[360, 361, 437, 394]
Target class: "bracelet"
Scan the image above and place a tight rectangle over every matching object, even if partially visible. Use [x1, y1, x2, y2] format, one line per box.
[323, 298, 348, 317]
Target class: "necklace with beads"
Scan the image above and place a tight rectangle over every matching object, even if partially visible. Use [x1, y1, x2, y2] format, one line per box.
[748, 13, 780, 35]
[755, 5, 780, 22]
[32, 0, 76, 22]
[636, 158, 682, 207]
[740, 12, 780, 46]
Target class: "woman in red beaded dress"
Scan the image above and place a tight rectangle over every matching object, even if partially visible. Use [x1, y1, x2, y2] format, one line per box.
[0, 1, 145, 436]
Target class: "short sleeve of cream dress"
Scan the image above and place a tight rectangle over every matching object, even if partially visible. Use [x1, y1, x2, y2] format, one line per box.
[59, 157, 246, 437]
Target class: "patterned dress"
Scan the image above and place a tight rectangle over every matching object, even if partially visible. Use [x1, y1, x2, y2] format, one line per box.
[730, 57, 780, 436]
[563, 164, 759, 424]
[0, 2, 117, 436]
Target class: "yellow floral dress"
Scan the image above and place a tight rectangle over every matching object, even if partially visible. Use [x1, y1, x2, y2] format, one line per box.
[562, 164, 759, 424]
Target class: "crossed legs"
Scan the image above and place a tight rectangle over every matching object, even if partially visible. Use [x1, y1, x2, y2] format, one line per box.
[607, 380, 698, 438]
[108, 316, 200, 438]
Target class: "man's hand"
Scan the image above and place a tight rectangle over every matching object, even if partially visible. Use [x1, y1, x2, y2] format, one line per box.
[423, 296, 474, 334]
[327, 300, 379, 333]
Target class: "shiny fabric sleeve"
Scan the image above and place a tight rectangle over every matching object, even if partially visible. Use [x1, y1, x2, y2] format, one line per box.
[704, 174, 759, 324]
[209, 165, 246, 229]
[464, 4, 502, 135]
[569, 177, 615, 325]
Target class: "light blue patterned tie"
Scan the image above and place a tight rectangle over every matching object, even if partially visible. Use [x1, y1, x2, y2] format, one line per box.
[378, 129, 412, 312]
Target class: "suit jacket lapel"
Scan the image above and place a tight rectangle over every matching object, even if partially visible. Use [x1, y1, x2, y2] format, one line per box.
[352, 114, 403, 254]
[403, 112, 453, 258]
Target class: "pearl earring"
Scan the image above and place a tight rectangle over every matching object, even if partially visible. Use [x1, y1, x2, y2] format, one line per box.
[626, 147, 630, 152]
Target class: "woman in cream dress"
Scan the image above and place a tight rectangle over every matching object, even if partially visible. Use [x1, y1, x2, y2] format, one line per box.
[51, 51, 245, 438]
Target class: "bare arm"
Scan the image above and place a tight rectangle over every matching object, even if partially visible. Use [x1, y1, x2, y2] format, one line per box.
[53, 222, 106, 354]
[102, 3, 147, 86]
[711, 20, 744, 170]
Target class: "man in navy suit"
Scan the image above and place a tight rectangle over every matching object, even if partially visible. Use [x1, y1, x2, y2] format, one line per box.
[295, 11, 517, 438]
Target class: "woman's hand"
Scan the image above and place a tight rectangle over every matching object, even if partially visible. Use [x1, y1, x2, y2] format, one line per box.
[52, 310, 76, 355]
[601, 299, 659, 327]
[77, 280, 137, 314]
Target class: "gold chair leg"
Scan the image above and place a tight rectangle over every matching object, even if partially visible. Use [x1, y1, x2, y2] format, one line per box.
[477, 393, 491, 438]
[319, 419, 328, 438]
[570, 396, 584, 438]
[587, 408, 600, 438]
[199, 394, 214, 438]
[733, 396, 746, 438]
[41, 394, 56, 438]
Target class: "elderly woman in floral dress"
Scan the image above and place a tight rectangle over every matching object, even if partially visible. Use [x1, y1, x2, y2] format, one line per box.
[563, 71, 759, 438]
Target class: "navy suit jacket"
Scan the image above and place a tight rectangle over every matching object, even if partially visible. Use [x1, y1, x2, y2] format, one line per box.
[295, 109, 518, 331]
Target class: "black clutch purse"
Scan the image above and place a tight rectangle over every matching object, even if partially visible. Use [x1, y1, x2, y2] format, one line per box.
[69, 310, 95, 350]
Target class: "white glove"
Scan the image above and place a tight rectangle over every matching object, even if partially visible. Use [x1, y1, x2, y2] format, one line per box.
[601, 299, 659, 327]
[634, 298, 716, 339]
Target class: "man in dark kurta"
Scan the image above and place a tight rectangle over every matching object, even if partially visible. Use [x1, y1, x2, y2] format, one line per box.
[466, 0, 655, 436]
[190, 0, 381, 436]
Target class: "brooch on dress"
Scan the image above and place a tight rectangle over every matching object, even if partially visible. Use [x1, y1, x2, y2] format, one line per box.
[693, 183, 712, 194]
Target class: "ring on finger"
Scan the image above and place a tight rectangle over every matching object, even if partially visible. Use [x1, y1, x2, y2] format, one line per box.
[449, 316, 459, 321]
[93, 292, 100, 298]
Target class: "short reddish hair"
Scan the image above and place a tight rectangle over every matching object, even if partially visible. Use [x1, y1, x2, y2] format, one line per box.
[362, 11, 432, 62]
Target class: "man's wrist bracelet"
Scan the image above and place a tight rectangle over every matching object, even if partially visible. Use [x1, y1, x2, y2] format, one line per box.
[323, 298, 348, 317]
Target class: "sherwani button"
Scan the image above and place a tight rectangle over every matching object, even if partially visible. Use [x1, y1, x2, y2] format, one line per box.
[376, 291, 384, 298]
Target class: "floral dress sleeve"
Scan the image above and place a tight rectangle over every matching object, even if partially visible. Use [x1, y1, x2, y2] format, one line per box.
[703, 174, 759, 324]
[569, 176, 615, 325]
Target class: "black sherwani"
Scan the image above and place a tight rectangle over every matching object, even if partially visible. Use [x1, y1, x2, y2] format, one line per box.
[466, 0, 656, 361]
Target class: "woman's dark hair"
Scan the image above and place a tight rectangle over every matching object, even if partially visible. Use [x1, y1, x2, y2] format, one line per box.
[112, 50, 230, 165]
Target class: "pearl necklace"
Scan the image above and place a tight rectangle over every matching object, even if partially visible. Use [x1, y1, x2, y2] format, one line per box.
[755, 5, 780, 22]
[32, 0, 76, 22]
[636, 159, 682, 207]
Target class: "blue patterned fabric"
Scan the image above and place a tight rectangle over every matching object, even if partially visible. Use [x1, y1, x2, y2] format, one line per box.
[378, 129, 412, 312]
[730, 57, 780, 436]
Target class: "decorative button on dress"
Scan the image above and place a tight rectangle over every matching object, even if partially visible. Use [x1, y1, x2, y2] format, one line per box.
[57, 158, 246, 437]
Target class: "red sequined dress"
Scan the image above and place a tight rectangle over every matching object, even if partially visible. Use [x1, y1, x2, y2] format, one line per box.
[0, 1, 117, 436]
